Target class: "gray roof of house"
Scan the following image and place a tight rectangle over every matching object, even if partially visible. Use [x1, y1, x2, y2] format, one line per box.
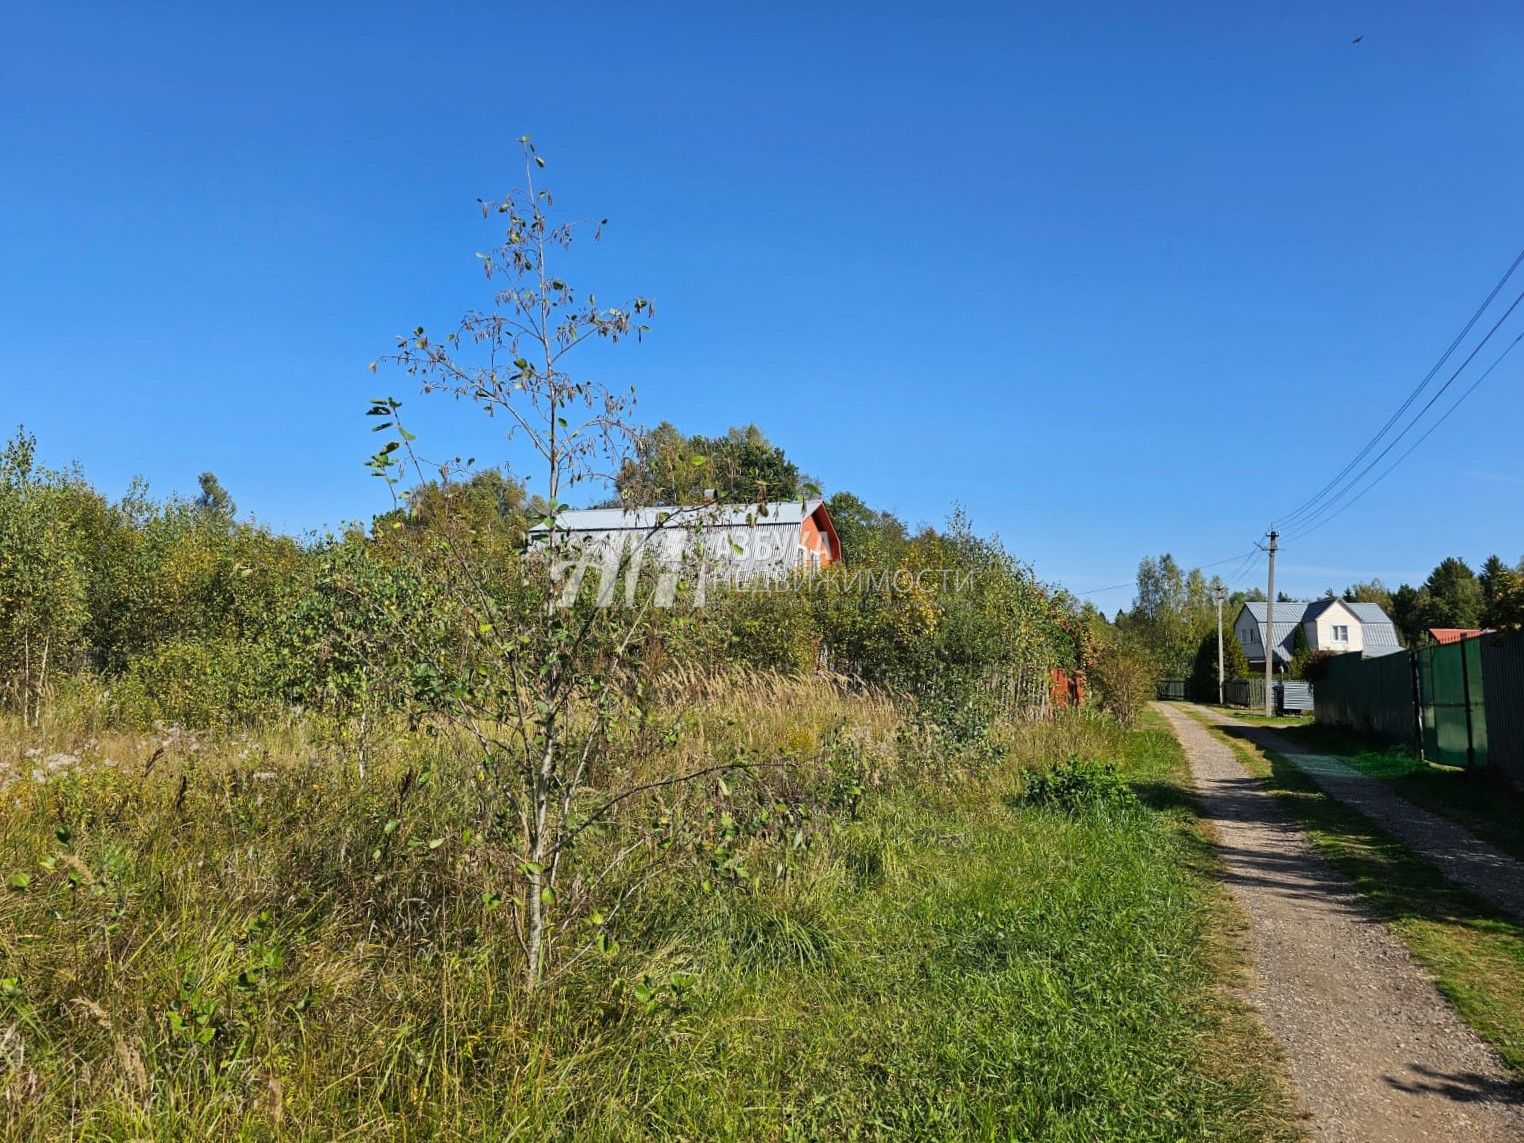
[1237, 599, 1403, 661]
[1345, 601, 1403, 655]
[528, 500, 828, 583]
[1303, 598, 1344, 620]
[531, 500, 823, 534]
[1239, 601, 1304, 663]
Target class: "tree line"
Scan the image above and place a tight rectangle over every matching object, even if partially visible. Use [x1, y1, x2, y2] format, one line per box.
[0, 421, 1088, 735]
[1337, 556, 1524, 644]
[1106, 549, 1524, 693]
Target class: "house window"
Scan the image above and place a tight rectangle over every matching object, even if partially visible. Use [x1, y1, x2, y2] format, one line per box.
[1248, 628, 1258, 644]
[1332, 625, 1349, 642]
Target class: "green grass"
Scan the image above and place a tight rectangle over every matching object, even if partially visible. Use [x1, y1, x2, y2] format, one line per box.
[1270, 722, 1524, 866]
[1187, 705, 1312, 729]
[579, 713, 1299, 1140]
[0, 704, 1301, 1140]
[1188, 711, 1524, 1075]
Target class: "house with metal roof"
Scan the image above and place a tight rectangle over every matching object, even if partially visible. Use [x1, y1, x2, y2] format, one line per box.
[1232, 598, 1402, 670]
[529, 499, 841, 607]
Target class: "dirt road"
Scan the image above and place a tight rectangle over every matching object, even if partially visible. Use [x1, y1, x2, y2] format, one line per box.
[1193, 704, 1524, 924]
[1155, 701, 1524, 1141]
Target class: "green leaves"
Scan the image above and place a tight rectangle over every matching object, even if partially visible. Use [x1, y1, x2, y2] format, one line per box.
[166, 979, 220, 1046]
[630, 971, 698, 1012]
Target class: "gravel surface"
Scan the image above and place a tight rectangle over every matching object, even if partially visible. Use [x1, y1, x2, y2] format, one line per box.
[1155, 701, 1524, 1141]
[1195, 704, 1524, 924]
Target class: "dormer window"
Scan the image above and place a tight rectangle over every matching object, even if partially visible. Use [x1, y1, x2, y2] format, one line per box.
[1332, 625, 1349, 642]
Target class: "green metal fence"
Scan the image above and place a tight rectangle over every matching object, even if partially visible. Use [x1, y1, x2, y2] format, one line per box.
[1313, 633, 1521, 779]
[1418, 638, 1488, 769]
[1480, 631, 1524, 789]
[1313, 651, 1415, 745]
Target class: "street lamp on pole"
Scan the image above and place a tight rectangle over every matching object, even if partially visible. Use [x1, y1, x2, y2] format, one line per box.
[1213, 585, 1227, 706]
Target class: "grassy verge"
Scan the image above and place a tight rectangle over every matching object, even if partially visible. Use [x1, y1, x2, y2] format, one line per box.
[1192, 706, 1312, 729]
[586, 710, 1301, 1140]
[1268, 722, 1524, 866]
[1185, 709, 1524, 1074]
[1, 698, 1300, 1140]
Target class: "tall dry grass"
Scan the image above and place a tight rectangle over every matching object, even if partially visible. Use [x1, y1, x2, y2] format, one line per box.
[0, 670, 913, 1137]
[0, 677, 1298, 1140]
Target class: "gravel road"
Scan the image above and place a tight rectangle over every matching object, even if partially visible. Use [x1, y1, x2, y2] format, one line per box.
[1155, 701, 1524, 1141]
[1193, 704, 1524, 924]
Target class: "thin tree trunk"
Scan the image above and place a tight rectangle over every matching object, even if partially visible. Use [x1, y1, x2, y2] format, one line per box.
[525, 721, 556, 985]
[35, 635, 49, 728]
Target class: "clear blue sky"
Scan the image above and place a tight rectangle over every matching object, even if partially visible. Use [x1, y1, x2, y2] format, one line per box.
[5, 1, 1522, 615]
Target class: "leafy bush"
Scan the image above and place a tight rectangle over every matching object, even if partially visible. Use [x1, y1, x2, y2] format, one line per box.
[1019, 758, 1137, 814]
[111, 636, 281, 729]
[1090, 636, 1154, 726]
[1300, 648, 1337, 683]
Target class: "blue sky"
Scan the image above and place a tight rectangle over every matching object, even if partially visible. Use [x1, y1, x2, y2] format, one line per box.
[4, 1, 1522, 615]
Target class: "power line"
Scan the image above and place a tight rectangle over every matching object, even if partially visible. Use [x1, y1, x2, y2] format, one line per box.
[1283, 281, 1524, 538]
[1075, 546, 1261, 597]
[1284, 329, 1524, 543]
[1275, 246, 1524, 531]
[1221, 547, 1262, 591]
[1076, 580, 1142, 597]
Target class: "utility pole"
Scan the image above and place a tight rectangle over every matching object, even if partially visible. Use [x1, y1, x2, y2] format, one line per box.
[1214, 584, 1226, 706]
[1264, 529, 1278, 717]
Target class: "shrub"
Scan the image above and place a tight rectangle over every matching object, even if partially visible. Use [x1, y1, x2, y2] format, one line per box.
[1090, 637, 1154, 726]
[1190, 627, 1248, 699]
[111, 636, 281, 729]
[1300, 648, 1337, 683]
[1019, 758, 1136, 814]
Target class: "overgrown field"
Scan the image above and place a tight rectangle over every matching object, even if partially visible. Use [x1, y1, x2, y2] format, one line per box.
[1, 687, 1296, 1141]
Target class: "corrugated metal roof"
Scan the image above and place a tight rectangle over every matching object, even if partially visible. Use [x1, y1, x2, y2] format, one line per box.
[1344, 601, 1394, 625]
[1238, 599, 1403, 660]
[1238, 602, 1303, 664]
[1302, 598, 1347, 620]
[528, 500, 830, 595]
[532, 500, 823, 534]
[1430, 627, 1487, 644]
[1344, 602, 1402, 655]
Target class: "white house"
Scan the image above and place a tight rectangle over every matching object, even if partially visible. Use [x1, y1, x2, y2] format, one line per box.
[1233, 599, 1402, 671]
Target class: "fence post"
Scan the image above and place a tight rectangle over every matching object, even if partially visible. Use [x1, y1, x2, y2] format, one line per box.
[1408, 650, 1422, 758]
[1460, 638, 1476, 769]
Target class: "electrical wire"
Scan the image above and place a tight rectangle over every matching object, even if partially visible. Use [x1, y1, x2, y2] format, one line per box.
[1284, 329, 1524, 543]
[1076, 546, 1261, 597]
[1282, 281, 1524, 538]
[1275, 245, 1524, 531]
[1221, 547, 1263, 592]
